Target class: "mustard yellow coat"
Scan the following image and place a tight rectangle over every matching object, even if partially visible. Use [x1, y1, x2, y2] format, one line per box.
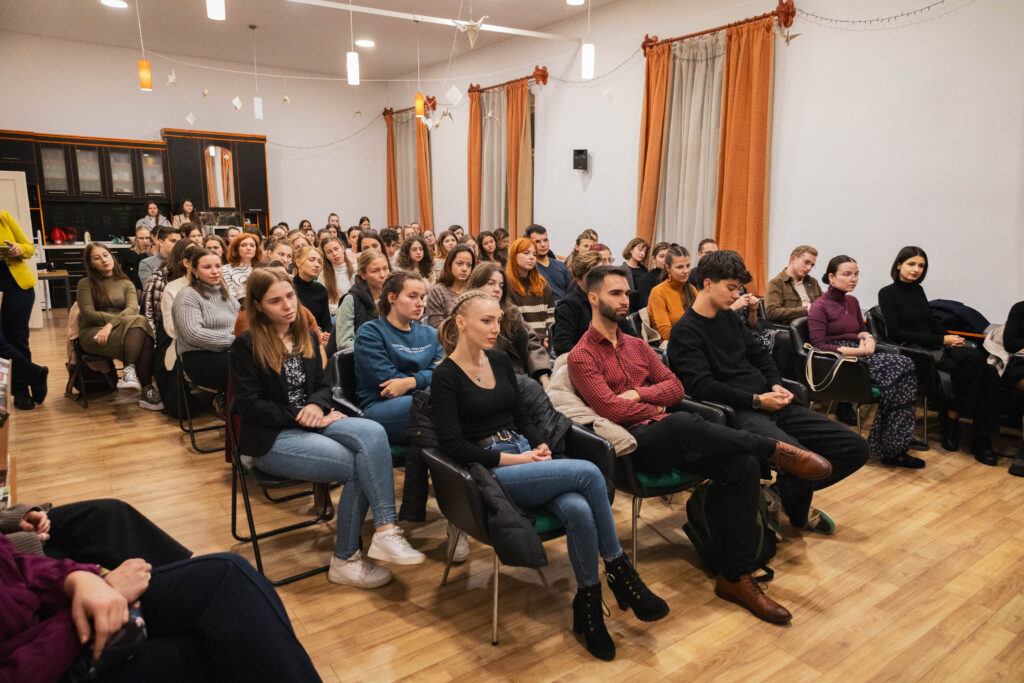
[0, 210, 37, 289]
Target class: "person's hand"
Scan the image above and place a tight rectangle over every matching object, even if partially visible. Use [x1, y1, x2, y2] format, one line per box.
[295, 403, 324, 427]
[730, 295, 750, 311]
[19, 509, 51, 541]
[539, 374, 550, 390]
[746, 294, 760, 310]
[758, 391, 792, 412]
[542, 337, 550, 350]
[380, 377, 416, 399]
[316, 409, 346, 428]
[65, 571, 130, 660]
[840, 345, 864, 356]
[318, 331, 331, 345]
[943, 334, 965, 347]
[617, 389, 641, 402]
[104, 558, 151, 604]
[861, 336, 876, 354]
[94, 324, 113, 346]
[498, 451, 536, 466]
[771, 384, 794, 401]
[5, 241, 22, 259]
[525, 449, 552, 462]
[534, 443, 552, 460]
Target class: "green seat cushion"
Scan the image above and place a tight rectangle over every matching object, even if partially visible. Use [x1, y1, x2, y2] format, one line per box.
[636, 468, 703, 489]
[389, 445, 408, 465]
[871, 387, 881, 399]
[532, 511, 563, 534]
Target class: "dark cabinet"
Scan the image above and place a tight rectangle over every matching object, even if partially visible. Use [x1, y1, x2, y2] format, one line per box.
[139, 150, 167, 199]
[235, 141, 268, 213]
[0, 139, 35, 164]
[39, 145, 72, 196]
[72, 146, 104, 196]
[166, 137, 204, 211]
[35, 143, 167, 200]
[107, 149, 136, 196]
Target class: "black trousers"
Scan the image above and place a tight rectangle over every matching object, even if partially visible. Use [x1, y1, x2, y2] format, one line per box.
[99, 554, 320, 682]
[732, 405, 868, 527]
[939, 346, 999, 437]
[44, 499, 192, 568]
[181, 350, 230, 393]
[0, 312, 43, 397]
[628, 412, 775, 577]
[0, 263, 35, 363]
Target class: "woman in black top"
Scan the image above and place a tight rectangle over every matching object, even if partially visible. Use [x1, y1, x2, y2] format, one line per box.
[292, 245, 332, 344]
[998, 301, 1024, 476]
[878, 246, 1001, 465]
[431, 290, 667, 661]
[621, 238, 649, 312]
[634, 241, 671, 313]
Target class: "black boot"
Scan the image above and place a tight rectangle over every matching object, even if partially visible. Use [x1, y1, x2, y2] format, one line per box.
[30, 365, 49, 405]
[604, 553, 669, 622]
[835, 402, 858, 426]
[1009, 443, 1024, 477]
[572, 584, 615, 661]
[940, 418, 960, 452]
[970, 437, 999, 466]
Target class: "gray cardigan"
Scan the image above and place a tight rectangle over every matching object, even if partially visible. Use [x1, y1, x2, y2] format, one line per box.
[171, 282, 240, 354]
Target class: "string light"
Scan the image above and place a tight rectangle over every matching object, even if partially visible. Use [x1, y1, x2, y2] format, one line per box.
[795, 0, 976, 30]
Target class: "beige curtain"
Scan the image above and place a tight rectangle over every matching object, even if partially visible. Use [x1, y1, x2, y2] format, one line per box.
[479, 88, 507, 231]
[655, 32, 725, 249]
[393, 111, 418, 225]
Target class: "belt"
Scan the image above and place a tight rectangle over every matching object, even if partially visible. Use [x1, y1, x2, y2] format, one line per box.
[475, 429, 515, 448]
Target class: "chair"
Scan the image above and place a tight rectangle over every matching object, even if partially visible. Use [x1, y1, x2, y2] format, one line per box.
[331, 348, 408, 465]
[175, 352, 224, 454]
[422, 424, 615, 645]
[227, 399, 333, 586]
[66, 338, 119, 409]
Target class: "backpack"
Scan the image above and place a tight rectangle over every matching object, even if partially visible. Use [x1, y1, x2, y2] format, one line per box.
[683, 481, 778, 582]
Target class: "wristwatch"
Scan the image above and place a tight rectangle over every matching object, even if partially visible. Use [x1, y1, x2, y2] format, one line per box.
[752, 394, 761, 410]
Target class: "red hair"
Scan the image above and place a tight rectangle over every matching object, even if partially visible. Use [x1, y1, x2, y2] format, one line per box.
[226, 233, 264, 267]
[505, 237, 547, 297]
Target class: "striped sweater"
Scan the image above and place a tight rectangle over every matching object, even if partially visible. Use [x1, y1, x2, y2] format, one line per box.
[508, 280, 556, 343]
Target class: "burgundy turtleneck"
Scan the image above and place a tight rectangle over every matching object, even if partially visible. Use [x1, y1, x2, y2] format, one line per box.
[806, 285, 866, 352]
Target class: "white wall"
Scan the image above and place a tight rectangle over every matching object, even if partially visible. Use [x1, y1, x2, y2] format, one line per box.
[386, 0, 1023, 320]
[0, 31, 388, 231]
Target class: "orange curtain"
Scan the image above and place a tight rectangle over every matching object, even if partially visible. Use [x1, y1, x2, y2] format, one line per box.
[467, 90, 482, 236]
[505, 79, 529, 241]
[415, 119, 434, 232]
[384, 111, 399, 226]
[715, 17, 774, 294]
[635, 43, 671, 245]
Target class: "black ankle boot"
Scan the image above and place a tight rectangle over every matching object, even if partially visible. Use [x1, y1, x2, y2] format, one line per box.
[835, 402, 858, 426]
[940, 419, 960, 452]
[604, 554, 669, 622]
[971, 437, 999, 466]
[1009, 443, 1024, 477]
[572, 584, 615, 661]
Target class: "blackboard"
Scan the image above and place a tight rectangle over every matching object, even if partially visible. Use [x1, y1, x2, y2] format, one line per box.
[42, 202, 157, 242]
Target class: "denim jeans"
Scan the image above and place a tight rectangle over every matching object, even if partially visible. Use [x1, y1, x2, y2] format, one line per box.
[488, 434, 623, 587]
[256, 417, 396, 559]
[362, 395, 413, 444]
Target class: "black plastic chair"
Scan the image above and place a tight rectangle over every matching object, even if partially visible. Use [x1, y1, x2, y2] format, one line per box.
[175, 352, 225, 454]
[67, 338, 119, 408]
[331, 348, 408, 465]
[422, 424, 615, 646]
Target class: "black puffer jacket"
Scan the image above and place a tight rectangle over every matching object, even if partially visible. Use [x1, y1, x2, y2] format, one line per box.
[468, 463, 547, 568]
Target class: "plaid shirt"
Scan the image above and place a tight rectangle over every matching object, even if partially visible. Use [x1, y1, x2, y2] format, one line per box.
[140, 265, 168, 335]
[567, 324, 685, 429]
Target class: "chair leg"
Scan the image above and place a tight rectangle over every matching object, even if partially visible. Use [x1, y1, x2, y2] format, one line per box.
[856, 404, 863, 435]
[491, 551, 500, 646]
[177, 364, 224, 454]
[441, 526, 461, 587]
[75, 347, 89, 409]
[632, 495, 641, 567]
[922, 395, 929, 441]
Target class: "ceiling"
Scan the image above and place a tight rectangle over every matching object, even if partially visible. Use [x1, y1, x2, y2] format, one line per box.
[0, 0, 620, 81]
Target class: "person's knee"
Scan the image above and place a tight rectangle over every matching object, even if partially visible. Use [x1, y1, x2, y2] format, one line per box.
[553, 493, 592, 527]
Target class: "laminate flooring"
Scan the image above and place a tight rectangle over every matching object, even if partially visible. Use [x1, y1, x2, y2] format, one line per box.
[11, 310, 1024, 681]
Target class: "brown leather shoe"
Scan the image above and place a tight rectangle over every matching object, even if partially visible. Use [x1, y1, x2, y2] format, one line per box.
[769, 441, 832, 481]
[715, 574, 792, 624]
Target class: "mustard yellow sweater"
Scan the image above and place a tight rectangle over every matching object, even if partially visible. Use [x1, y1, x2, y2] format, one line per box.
[0, 210, 37, 289]
[647, 277, 697, 341]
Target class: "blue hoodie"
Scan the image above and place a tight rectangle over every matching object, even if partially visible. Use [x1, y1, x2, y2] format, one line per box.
[354, 318, 445, 408]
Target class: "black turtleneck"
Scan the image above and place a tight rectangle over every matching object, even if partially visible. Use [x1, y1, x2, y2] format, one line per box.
[294, 275, 332, 333]
[877, 280, 945, 347]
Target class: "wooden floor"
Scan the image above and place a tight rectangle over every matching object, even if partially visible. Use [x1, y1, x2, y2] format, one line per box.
[12, 310, 1024, 681]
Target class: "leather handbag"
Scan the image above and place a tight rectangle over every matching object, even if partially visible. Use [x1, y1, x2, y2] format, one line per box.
[803, 343, 858, 392]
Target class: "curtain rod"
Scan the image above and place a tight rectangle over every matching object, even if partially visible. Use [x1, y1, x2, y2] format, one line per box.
[383, 96, 437, 117]
[468, 66, 548, 93]
[641, 1, 795, 54]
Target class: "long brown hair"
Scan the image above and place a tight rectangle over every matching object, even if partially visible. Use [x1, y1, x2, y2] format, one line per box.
[468, 262, 516, 339]
[505, 238, 547, 298]
[83, 243, 128, 310]
[227, 233, 263, 267]
[245, 267, 315, 373]
[187, 248, 230, 300]
[664, 246, 696, 309]
[320, 237, 357, 303]
[622, 238, 651, 268]
[438, 245, 476, 288]
[396, 235, 432, 278]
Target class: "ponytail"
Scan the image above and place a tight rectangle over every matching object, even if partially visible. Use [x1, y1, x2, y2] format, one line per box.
[438, 289, 494, 355]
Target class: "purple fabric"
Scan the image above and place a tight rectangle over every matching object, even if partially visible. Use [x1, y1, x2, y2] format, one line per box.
[0, 534, 100, 683]
[807, 287, 866, 352]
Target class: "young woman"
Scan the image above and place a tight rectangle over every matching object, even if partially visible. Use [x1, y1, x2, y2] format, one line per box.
[171, 249, 239, 400]
[289, 232, 311, 253]
[477, 230, 500, 263]
[117, 225, 153, 290]
[145, 238, 197, 340]
[265, 239, 294, 272]
[458, 235, 479, 259]
[136, 201, 171, 229]
[320, 236, 357, 318]
[432, 290, 667, 661]
[359, 216, 371, 230]
[635, 241, 671, 309]
[401, 225, 419, 244]
[809, 256, 923, 468]
[505, 238, 556, 347]
[492, 227, 510, 263]
[231, 268, 424, 588]
[622, 237, 650, 311]
[878, 246, 1002, 465]
[450, 225, 465, 241]
[432, 229, 458, 282]
[203, 233, 227, 262]
[223, 233, 262, 301]
[591, 243, 614, 266]
[468, 262, 551, 386]
[0, 210, 44, 410]
[997, 301, 1024, 476]
[422, 229, 437, 255]
[564, 230, 597, 272]
[269, 224, 288, 240]
[354, 272, 443, 444]
[298, 218, 312, 232]
[292, 245, 333, 342]
[183, 223, 204, 246]
[335, 249, 390, 351]
[171, 199, 200, 229]
[396, 235, 433, 281]
[647, 246, 698, 341]
[357, 230, 383, 254]
[425, 245, 475, 328]
[76, 243, 161, 410]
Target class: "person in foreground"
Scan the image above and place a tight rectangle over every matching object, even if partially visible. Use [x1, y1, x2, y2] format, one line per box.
[669, 251, 868, 535]
[430, 289, 668, 660]
[231, 268, 424, 590]
[567, 267, 834, 625]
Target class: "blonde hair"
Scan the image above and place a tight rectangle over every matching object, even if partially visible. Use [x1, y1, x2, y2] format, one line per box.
[245, 267, 315, 372]
[437, 289, 497, 355]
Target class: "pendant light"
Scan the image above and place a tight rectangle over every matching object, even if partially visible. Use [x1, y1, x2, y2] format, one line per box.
[414, 21, 424, 118]
[580, 0, 594, 81]
[346, 0, 360, 85]
[250, 25, 263, 119]
[207, 0, 226, 21]
[135, 1, 151, 91]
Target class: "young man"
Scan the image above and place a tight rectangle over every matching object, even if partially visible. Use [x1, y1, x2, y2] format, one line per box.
[379, 227, 401, 263]
[567, 266, 832, 625]
[139, 225, 182, 287]
[688, 238, 718, 288]
[526, 224, 571, 301]
[765, 246, 822, 324]
[668, 251, 868, 535]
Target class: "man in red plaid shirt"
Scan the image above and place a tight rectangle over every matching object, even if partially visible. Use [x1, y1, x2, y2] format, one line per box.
[567, 266, 829, 625]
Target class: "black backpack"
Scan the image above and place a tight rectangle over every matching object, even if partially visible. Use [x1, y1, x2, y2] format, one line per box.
[683, 481, 779, 581]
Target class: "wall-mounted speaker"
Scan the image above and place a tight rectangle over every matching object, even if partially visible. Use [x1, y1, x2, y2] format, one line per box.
[573, 149, 588, 171]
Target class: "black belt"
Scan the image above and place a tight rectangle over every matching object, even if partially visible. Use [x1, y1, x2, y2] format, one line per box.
[475, 429, 516, 448]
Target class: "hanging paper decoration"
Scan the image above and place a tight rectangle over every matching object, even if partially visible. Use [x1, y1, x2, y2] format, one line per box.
[185, 112, 196, 126]
[232, 96, 242, 110]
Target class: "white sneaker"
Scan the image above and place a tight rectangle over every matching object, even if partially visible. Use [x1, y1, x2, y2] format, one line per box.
[447, 523, 470, 563]
[367, 526, 426, 565]
[139, 385, 164, 411]
[117, 365, 141, 392]
[328, 550, 392, 588]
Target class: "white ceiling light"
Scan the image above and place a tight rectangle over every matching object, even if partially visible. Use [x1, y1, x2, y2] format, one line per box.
[567, 0, 585, 5]
[101, 0, 129, 8]
[346, 51, 360, 85]
[581, 43, 595, 80]
[207, 0, 226, 21]
[355, 38, 374, 47]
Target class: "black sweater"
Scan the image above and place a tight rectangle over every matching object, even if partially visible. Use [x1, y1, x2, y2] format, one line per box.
[877, 281, 945, 348]
[430, 351, 545, 468]
[294, 275, 332, 333]
[551, 282, 637, 356]
[1004, 301, 1024, 355]
[667, 308, 781, 409]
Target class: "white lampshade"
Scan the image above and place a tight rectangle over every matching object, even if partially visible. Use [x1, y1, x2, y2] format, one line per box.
[581, 43, 595, 80]
[206, 0, 225, 21]
[346, 51, 360, 86]
[567, 0, 585, 5]
[253, 96, 263, 120]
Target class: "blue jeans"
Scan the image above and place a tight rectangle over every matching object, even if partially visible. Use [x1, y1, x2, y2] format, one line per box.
[488, 435, 622, 587]
[362, 395, 412, 444]
[257, 417, 396, 559]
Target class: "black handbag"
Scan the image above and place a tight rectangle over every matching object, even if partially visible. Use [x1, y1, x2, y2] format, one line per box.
[803, 343, 858, 392]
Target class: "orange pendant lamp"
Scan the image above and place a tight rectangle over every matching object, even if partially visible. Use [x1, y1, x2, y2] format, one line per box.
[415, 93, 425, 119]
[138, 59, 153, 91]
